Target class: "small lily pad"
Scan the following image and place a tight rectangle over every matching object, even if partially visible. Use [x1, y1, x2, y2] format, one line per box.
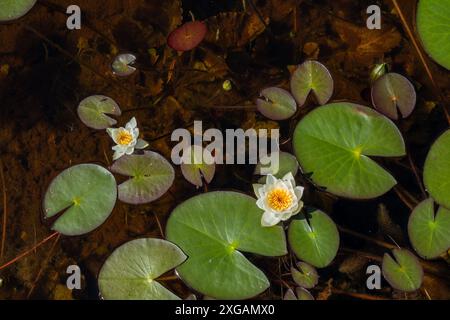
[167, 21, 207, 52]
[0, 0, 36, 22]
[110, 151, 175, 205]
[290, 60, 333, 107]
[382, 249, 423, 292]
[291, 262, 319, 289]
[371, 73, 416, 119]
[417, 0, 450, 70]
[423, 130, 450, 209]
[283, 289, 297, 300]
[256, 87, 297, 120]
[98, 238, 187, 300]
[180, 146, 215, 188]
[288, 210, 339, 268]
[408, 198, 450, 259]
[77, 95, 122, 130]
[296, 287, 314, 300]
[43, 164, 117, 236]
[166, 191, 287, 299]
[255, 151, 299, 182]
[293, 102, 406, 199]
[112, 53, 137, 77]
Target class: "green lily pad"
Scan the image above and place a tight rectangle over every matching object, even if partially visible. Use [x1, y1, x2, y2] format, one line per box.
[293, 102, 405, 199]
[43, 164, 117, 236]
[256, 87, 297, 120]
[180, 146, 215, 188]
[0, 0, 36, 22]
[296, 287, 314, 300]
[291, 262, 319, 289]
[254, 151, 299, 181]
[98, 238, 187, 300]
[166, 191, 287, 299]
[110, 151, 175, 205]
[283, 289, 297, 300]
[290, 60, 333, 107]
[371, 73, 416, 120]
[417, 0, 450, 70]
[423, 130, 450, 208]
[77, 95, 122, 130]
[288, 210, 339, 268]
[382, 248, 423, 292]
[408, 198, 450, 259]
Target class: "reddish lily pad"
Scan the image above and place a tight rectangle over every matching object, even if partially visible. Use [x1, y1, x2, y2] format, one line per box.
[371, 73, 416, 119]
[167, 21, 207, 51]
[256, 87, 297, 120]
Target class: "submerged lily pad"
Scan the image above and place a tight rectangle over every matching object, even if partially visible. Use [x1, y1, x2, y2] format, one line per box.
[256, 87, 297, 120]
[254, 151, 299, 181]
[180, 146, 215, 188]
[288, 210, 339, 268]
[408, 198, 450, 259]
[166, 191, 287, 299]
[296, 287, 314, 300]
[417, 0, 450, 70]
[371, 73, 416, 119]
[293, 102, 405, 199]
[167, 21, 207, 51]
[77, 95, 122, 130]
[43, 164, 117, 236]
[112, 53, 137, 77]
[291, 262, 319, 289]
[423, 130, 450, 208]
[0, 0, 36, 22]
[382, 249, 423, 292]
[98, 238, 187, 300]
[290, 60, 333, 107]
[110, 151, 175, 205]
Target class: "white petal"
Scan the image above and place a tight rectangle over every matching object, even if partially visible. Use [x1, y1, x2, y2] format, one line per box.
[113, 150, 125, 160]
[252, 184, 264, 198]
[112, 144, 126, 152]
[126, 117, 137, 130]
[292, 201, 304, 215]
[294, 186, 304, 200]
[124, 146, 135, 155]
[256, 197, 266, 210]
[279, 210, 294, 221]
[261, 211, 280, 227]
[266, 174, 277, 185]
[108, 128, 122, 143]
[283, 172, 295, 183]
[135, 139, 149, 150]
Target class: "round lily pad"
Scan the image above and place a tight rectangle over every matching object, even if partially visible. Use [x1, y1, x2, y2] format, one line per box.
[98, 238, 187, 300]
[0, 0, 36, 22]
[256, 87, 297, 120]
[110, 151, 175, 205]
[288, 210, 339, 268]
[417, 0, 450, 70]
[293, 102, 405, 199]
[180, 146, 215, 188]
[290, 60, 333, 107]
[296, 287, 314, 300]
[371, 73, 416, 119]
[423, 129, 450, 208]
[408, 198, 450, 259]
[382, 249, 423, 292]
[283, 289, 297, 300]
[77, 95, 122, 130]
[291, 262, 319, 289]
[112, 53, 137, 77]
[166, 191, 287, 299]
[167, 21, 207, 52]
[254, 151, 299, 182]
[43, 164, 117, 236]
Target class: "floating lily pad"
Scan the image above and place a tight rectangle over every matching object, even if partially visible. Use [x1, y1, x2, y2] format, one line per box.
[408, 198, 450, 259]
[288, 210, 339, 268]
[167, 21, 207, 51]
[371, 73, 416, 119]
[110, 151, 175, 205]
[290, 61, 333, 107]
[417, 0, 450, 70]
[256, 87, 297, 120]
[296, 287, 314, 300]
[423, 130, 450, 208]
[98, 238, 187, 300]
[255, 151, 299, 182]
[0, 0, 36, 22]
[180, 146, 215, 188]
[293, 103, 405, 199]
[43, 164, 117, 236]
[166, 191, 287, 299]
[382, 249, 423, 292]
[77, 95, 122, 130]
[291, 262, 319, 289]
[112, 53, 137, 77]
[283, 289, 297, 300]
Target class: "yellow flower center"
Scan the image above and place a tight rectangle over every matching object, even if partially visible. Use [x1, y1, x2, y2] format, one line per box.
[267, 188, 293, 212]
[117, 130, 133, 145]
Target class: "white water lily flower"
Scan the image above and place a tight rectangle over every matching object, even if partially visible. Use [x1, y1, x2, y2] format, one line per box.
[107, 117, 149, 160]
[253, 172, 304, 227]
